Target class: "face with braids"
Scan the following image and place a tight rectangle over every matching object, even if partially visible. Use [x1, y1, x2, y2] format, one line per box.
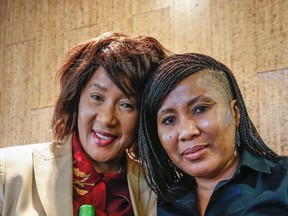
[157, 69, 240, 179]
[139, 53, 277, 197]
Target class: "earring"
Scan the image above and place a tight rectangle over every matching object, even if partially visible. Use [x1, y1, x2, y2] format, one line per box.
[233, 130, 240, 156]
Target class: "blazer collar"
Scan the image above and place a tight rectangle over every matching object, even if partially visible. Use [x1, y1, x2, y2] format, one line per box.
[126, 154, 157, 216]
[33, 136, 73, 216]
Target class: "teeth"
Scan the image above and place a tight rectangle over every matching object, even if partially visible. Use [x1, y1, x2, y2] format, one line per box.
[96, 133, 112, 140]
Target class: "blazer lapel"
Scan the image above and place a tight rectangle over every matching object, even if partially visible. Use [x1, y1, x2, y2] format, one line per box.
[33, 138, 73, 216]
[127, 155, 157, 216]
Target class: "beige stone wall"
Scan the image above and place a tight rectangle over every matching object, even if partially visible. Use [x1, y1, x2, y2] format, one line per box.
[0, 0, 287, 155]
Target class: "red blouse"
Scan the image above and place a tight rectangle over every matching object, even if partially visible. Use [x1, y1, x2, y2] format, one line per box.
[72, 133, 133, 216]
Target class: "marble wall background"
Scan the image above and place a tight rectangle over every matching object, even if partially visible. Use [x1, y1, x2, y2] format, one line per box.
[0, 0, 287, 155]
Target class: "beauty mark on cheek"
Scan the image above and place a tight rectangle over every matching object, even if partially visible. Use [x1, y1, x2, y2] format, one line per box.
[159, 133, 172, 142]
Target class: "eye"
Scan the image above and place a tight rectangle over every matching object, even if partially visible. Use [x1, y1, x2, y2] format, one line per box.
[91, 94, 102, 101]
[194, 105, 209, 114]
[162, 116, 176, 125]
[119, 102, 135, 111]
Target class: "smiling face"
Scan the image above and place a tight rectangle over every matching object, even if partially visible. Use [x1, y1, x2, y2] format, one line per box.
[157, 70, 240, 181]
[77, 66, 138, 173]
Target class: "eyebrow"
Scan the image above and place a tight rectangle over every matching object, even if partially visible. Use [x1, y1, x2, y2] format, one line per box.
[187, 95, 202, 107]
[158, 95, 207, 115]
[87, 82, 133, 102]
[88, 82, 107, 91]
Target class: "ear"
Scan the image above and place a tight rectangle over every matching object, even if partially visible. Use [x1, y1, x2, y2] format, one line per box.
[231, 99, 240, 128]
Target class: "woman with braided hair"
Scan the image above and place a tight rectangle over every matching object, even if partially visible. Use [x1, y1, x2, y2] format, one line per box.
[138, 53, 288, 215]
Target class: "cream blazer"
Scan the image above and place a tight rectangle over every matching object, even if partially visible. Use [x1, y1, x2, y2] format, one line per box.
[0, 137, 156, 216]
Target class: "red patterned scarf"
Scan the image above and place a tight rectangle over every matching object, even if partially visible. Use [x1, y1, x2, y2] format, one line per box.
[72, 133, 133, 216]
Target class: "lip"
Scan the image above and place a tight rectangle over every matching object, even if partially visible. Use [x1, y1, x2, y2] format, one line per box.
[92, 130, 118, 147]
[182, 145, 209, 161]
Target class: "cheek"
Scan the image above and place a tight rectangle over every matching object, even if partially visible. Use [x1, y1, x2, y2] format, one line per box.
[159, 133, 173, 144]
[158, 126, 170, 140]
[157, 127, 175, 152]
[197, 117, 218, 137]
[122, 114, 138, 137]
[77, 110, 85, 129]
[77, 107, 93, 128]
[204, 110, 236, 147]
[126, 121, 137, 136]
[198, 119, 213, 129]
[78, 99, 94, 122]
[218, 110, 236, 135]
[200, 109, 234, 133]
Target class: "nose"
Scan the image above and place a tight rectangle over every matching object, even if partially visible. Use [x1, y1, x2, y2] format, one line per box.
[178, 118, 200, 141]
[97, 106, 118, 127]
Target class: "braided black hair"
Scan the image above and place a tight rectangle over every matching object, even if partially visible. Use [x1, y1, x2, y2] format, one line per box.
[138, 53, 278, 197]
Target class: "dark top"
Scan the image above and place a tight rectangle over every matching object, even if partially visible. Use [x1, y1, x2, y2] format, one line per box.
[158, 148, 288, 216]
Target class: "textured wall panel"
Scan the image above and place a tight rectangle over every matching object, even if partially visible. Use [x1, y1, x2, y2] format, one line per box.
[258, 69, 288, 155]
[26, 1, 66, 111]
[1, 40, 34, 146]
[170, 0, 212, 54]
[29, 106, 54, 144]
[132, 0, 169, 14]
[132, 8, 171, 51]
[0, 0, 287, 155]
[256, 0, 288, 72]
[210, 0, 259, 127]
[4, 0, 36, 45]
[65, 0, 133, 34]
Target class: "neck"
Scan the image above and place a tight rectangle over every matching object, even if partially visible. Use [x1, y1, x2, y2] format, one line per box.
[196, 154, 239, 192]
[195, 155, 239, 216]
[93, 163, 123, 174]
[88, 156, 124, 174]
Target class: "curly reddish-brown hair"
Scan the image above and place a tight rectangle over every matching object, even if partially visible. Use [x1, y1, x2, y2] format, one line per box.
[52, 32, 169, 142]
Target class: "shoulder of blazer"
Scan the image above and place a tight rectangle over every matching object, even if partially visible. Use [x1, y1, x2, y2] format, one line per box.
[0, 142, 51, 172]
[0, 136, 72, 178]
[0, 136, 74, 216]
[32, 136, 72, 160]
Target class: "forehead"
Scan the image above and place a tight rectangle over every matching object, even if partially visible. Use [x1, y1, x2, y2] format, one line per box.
[196, 69, 226, 87]
[173, 70, 226, 93]
[161, 69, 232, 106]
[87, 66, 112, 85]
[85, 66, 122, 94]
[194, 69, 232, 102]
[85, 66, 137, 100]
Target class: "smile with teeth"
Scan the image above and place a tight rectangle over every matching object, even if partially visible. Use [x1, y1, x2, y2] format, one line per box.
[96, 133, 113, 141]
[93, 130, 116, 146]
